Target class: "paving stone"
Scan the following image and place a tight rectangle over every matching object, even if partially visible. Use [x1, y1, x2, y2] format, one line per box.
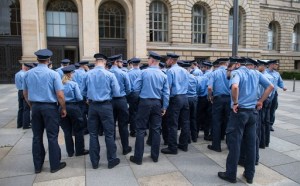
[138, 171, 191, 186]
[7, 137, 32, 156]
[128, 153, 177, 178]
[0, 174, 36, 186]
[34, 176, 85, 186]
[168, 153, 228, 185]
[0, 129, 25, 147]
[284, 149, 300, 161]
[0, 154, 34, 178]
[282, 135, 300, 146]
[289, 128, 300, 134]
[269, 136, 300, 152]
[34, 156, 85, 183]
[0, 147, 12, 160]
[272, 127, 299, 138]
[272, 162, 300, 184]
[86, 165, 138, 186]
[259, 148, 297, 167]
[275, 123, 300, 130]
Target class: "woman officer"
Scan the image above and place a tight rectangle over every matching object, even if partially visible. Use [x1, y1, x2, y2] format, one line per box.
[61, 65, 89, 157]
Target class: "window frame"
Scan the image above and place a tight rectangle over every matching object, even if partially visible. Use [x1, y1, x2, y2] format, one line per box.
[293, 24, 300, 52]
[192, 4, 207, 44]
[228, 8, 243, 45]
[0, 0, 21, 36]
[268, 22, 278, 51]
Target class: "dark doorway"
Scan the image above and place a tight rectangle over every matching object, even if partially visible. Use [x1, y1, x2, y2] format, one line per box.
[99, 39, 127, 59]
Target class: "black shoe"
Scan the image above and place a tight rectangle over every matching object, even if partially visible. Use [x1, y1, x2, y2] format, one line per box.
[98, 131, 103, 136]
[151, 156, 158, 163]
[35, 169, 42, 174]
[108, 158, 120, 169]
[50, 162, 66, 173]
[68, 153, 74, 157]
[207, 145, 221, 152]
[259, 145, 265, 149]
[123, 146, 132, 155]
[238, 161, 245, 167]
[243, 172, 253, 184]
[192, 138, 197, 143]
[164, 141, 168, 145]
[76, 150, 89, 156]
[144, 131, 147, 136]
[17, 126, 22, 129]
[178, 145, 188, 152]
[255, 161, 259, 166]
[92, 164, 99, 169]
[218, 172, 237, 183]
[84, 129, 89, 135]
[188, 139, 191, 144]
[146, 140, 152, 146]
[130, 156, 142, 165]
[23, 125, 32, 129]
[270, 126, 274, 132]
[161, 148, 177, 155]
[130, 131, 136, 137]
[204, 135, 212, 141]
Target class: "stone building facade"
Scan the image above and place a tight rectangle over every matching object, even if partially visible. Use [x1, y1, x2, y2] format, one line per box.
[1, 0, 300, 83]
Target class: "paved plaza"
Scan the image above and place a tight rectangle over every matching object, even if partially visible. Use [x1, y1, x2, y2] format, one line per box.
[0, 81, 300, 186]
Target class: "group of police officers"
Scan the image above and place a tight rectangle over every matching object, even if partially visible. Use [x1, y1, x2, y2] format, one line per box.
[15, 48, 286, 184]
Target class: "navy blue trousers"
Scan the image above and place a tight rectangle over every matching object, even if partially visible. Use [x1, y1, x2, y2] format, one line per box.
[127, 92, 139, 133]
[112, 97, 130, 151]
[134, 99, 162, 161]
[31, 102, 61, 171]
[60, 103, 85, 156]
[17, 90, 30, 128]
[260, 99, 271, 147]
[211, 95, 230, 149]
[197, 96, 212, 136]
[269, 91, 278, 126]
[88, 101, 117, 166]
[188, 96, 198, 141]
[167, 95, 190, 152]
[225, 109, 257, 180]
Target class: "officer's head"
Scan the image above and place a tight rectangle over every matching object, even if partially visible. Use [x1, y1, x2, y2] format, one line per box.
[48, 61, 53, 69]
[257, 60, 268, 72]
[108, 54, 123, 68]
[216, 58, 229, 67]
[23, 63, 33, 71]
[201, 61, 213, 72]
[229, 56, 244, 70]
[61, 59, 70, 67]
[61, 65, 76, 84]
[166, 53, 180, 67]
[34, 49, 53, 64]
[191, 61, 198, 69]
[129, 58, 141, 67]
[94, 53, 107, 67]
[147, 51, 161, 66]
[78, 60, 89, 71]
[268, 60, 279, 70]
[243, 57, 258, 70]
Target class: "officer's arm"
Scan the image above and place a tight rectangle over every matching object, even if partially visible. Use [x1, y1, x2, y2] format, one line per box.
[23, 90, 31, 108]
[111, 75, 121, 97]
[278, 75, 287, 91]
[74, 84, 83, 101]
[162, 77, 170, 114]
[258, 74, 274, 106]
[231, 84, 239, 104]
[207, 75, 213, 101]
[56, 90, 66, 116]
[124, 73, 131, 95]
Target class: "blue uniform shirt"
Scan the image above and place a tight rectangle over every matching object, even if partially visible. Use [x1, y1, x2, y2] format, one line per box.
[166, 64, 189, 97]
[15, 70, 26, 90]
[72, 68, 86, 94]
[128, 67, 142, 92]
[63, 80, 83, 102]
[191, 67, 203, 76]
[55, 67, 64, 78]
[257, 70, 275, 99]
[23, 64, 64, 102]
[134, 66, 170, 109]
[196, 75, 209, 97]
[110, 66, 131, 97]
[230, 66, 271, 109]
[208, 66, 230, 96]
[187, 74, 198, 97]
[82, 66, 120, 101]
[266, 69, 285, 91]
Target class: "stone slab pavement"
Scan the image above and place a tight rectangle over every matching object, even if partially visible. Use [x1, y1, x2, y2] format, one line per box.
[0, 80, 299, 186]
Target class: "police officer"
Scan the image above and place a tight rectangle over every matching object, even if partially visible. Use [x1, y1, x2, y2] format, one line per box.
[129, 51, 170, 165]
[56, 59, 70, 78]
[161, 53, 190, 154]
[108, 54, 132, 155]
[82, 53, 120, 169]
[60, 65, 89, 157]
[207, 59, 230, 152]
[23, 49, 67, 173]
[267, 60, 287, 131]
[190, 60, 203, 76]
[15, 63, 32, 129]
[73, 60, 89, 134]
[121, 60, 129, 72]
[127, 57, 142, 137]
[217, 57, 274, 184]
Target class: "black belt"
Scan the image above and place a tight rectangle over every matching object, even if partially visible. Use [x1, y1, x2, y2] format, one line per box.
[89, 100, 110, 104]
[66, 102, 79, 105]
[113, 96, 125, 100]
[238, 108, 256, 112]
[214, 95, 230, 99]
[31, 102, 57, 105]
[140, 98, 160, 101]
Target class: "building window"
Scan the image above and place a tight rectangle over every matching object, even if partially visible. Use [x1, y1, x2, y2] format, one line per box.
[99, 2, 126, 39]
[228, 8, 242, 45]
[0, 0, 21, 36]
[46, 0, 78, 38]
[293, 24, 300, 51]
[268, 22, 278, 50]
[149, 1, 168, 42]
[192, 5, 207, 44]
[295, 60, 300, 70]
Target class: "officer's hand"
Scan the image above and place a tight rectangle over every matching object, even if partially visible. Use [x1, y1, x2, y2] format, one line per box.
[208, 96, 213, 103]
[161, 109, 166, 116]
[256, 101, 263, 110]
[233, 104, 238, 113]
[86, 100, 89, 105]
[61, 109, 67, 118]
[283, 87, 287, 91]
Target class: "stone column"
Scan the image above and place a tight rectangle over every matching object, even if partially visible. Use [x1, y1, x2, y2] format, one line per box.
[82, 0, 98, 60]
[133, 0, 147, 58]
[20, 0, 39, 63]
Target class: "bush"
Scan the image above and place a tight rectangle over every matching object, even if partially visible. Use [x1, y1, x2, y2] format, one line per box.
[280, 71, 300, 80]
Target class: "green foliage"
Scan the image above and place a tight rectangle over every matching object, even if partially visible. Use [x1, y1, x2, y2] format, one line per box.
[280, 71, 300, 80]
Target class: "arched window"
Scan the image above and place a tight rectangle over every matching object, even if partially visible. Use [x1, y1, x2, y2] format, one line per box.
[228, 8, 242, 45]
[46, 0, 78, 38]
[268, 22, 278, 50]
[99, 2, 126, 39]
[149, 1, 168, 42]
[292, 24, 300, 51]
[192, 5, 207, 44]
[0, 0, 21, 36]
